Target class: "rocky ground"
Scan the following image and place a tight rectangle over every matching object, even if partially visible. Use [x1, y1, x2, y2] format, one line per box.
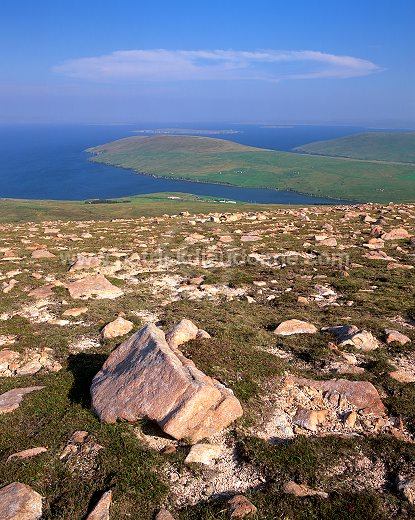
[0, 203, 414, 519]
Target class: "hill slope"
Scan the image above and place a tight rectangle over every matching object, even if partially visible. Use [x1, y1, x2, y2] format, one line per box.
[295, 132, 415, 163]
[0, 203, 414, 518]
[87, 135, 415, 203]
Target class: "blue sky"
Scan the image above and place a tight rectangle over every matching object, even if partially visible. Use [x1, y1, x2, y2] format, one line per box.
[1, 0, 414, 125]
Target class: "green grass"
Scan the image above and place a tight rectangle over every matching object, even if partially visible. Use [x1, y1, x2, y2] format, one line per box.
[295, 132, 415, 164]
[87, 135, 415, 203]
[0, 192, 277, 224]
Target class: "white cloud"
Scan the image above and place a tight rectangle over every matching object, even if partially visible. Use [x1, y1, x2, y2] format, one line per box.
[54, 49, 381, 82]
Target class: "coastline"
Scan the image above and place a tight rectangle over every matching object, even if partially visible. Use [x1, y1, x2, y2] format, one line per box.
[86, 154, 356, 205]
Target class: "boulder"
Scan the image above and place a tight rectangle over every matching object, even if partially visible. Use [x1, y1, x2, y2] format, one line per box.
[274, 319, 317, 336]
[63, 307, 88, 317]
[294, 377, 385, 416]
[196, 329, 211, 340]
[389, 370, 415, 383]
[398, 477, 415, 504]
[0, 387, 45, 414]
[227, 495, 257, 518]
[385, 329, 411, 346]
[29, 282, 60, 299]
[69, 256, 101, 271]
[387, 263, 414, 270]
[101, 317, 134, 340]
[292, 409, 328, 432]
[240, 234, 261, 242]
[155, 509, 176, 520]
[0, 349, 20, 369]
[382, 228, 411, 241]
[7, 447, 47, 463]
[317, 237, 337, 247]
[0, 482, 43, 519]
[283, 481, 328, 499]
[364, 250, 395, 261]
[343, 410, 357, 428]
[91, 324, 243, 443]
[184, 443, 222, 465]
[165, 319, 199, 348]
[324, 325, 379, 351]
[31, 249, 55, 259]
[86, 490, 112, 520]
[66, 274, 123, 299]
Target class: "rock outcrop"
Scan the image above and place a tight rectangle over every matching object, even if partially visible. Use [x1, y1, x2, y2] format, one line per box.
[91, 324, 243, 442]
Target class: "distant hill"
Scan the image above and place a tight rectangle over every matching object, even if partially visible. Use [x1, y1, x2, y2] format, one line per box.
[87, 135, 415, 203]
[294, 132, 415, 163]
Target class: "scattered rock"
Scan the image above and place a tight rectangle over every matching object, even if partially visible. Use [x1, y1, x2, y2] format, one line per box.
[196, 329, 211, 340]
[387, 262, 413, 270]
[0, 482, 43, 519]
[63, 307, 88, 317]
[283, 481, 328, 499]
[240, 234, 261, 242]
[293, 409, 329, 432]
[165, 319, 199, 348]
[16, 361, 43, 376]
[86, 490, 112, 520]
[91, 324, 243, 443]
[385, 329, 411, 345]
[69, 255, 101, 271]
[227, 495, 257, 518]
[185, 443, 223, 465]
[59, 431, 103, 477]
[343, 410, 357, 428]
[398, 477, 415, 504]
[389, 370, 415, 383]
[7, 447, 47, 463]
[101, 316, 134, 339]
[317, 237, 337, 247]
[66, 274, 123, 299]
[155, 509, 176, 520]
[324, 325, 379, 351]
[382, 228, 411, 241]
[274, 319, 317, 336]
[28, 282, 60, 299]
[31, 249, 56, 259]
[0, 387, 45, 414]
[294, 377, 385, 416]
[0, 348, 60, 378]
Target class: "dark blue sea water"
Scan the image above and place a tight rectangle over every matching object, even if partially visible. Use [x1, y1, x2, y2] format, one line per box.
[0, 123, 397, 203]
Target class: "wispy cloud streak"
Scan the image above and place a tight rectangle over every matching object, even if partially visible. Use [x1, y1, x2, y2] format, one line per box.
[54, 49, 380, 82]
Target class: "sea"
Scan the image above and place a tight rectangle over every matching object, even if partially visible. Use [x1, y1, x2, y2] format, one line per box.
[0, 123, 401, 204]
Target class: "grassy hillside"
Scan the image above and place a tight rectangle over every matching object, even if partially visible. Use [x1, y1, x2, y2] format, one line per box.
[295, 132, 415, 163]
[87, 135, 415, 203]
[0, 192, 280, 224]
